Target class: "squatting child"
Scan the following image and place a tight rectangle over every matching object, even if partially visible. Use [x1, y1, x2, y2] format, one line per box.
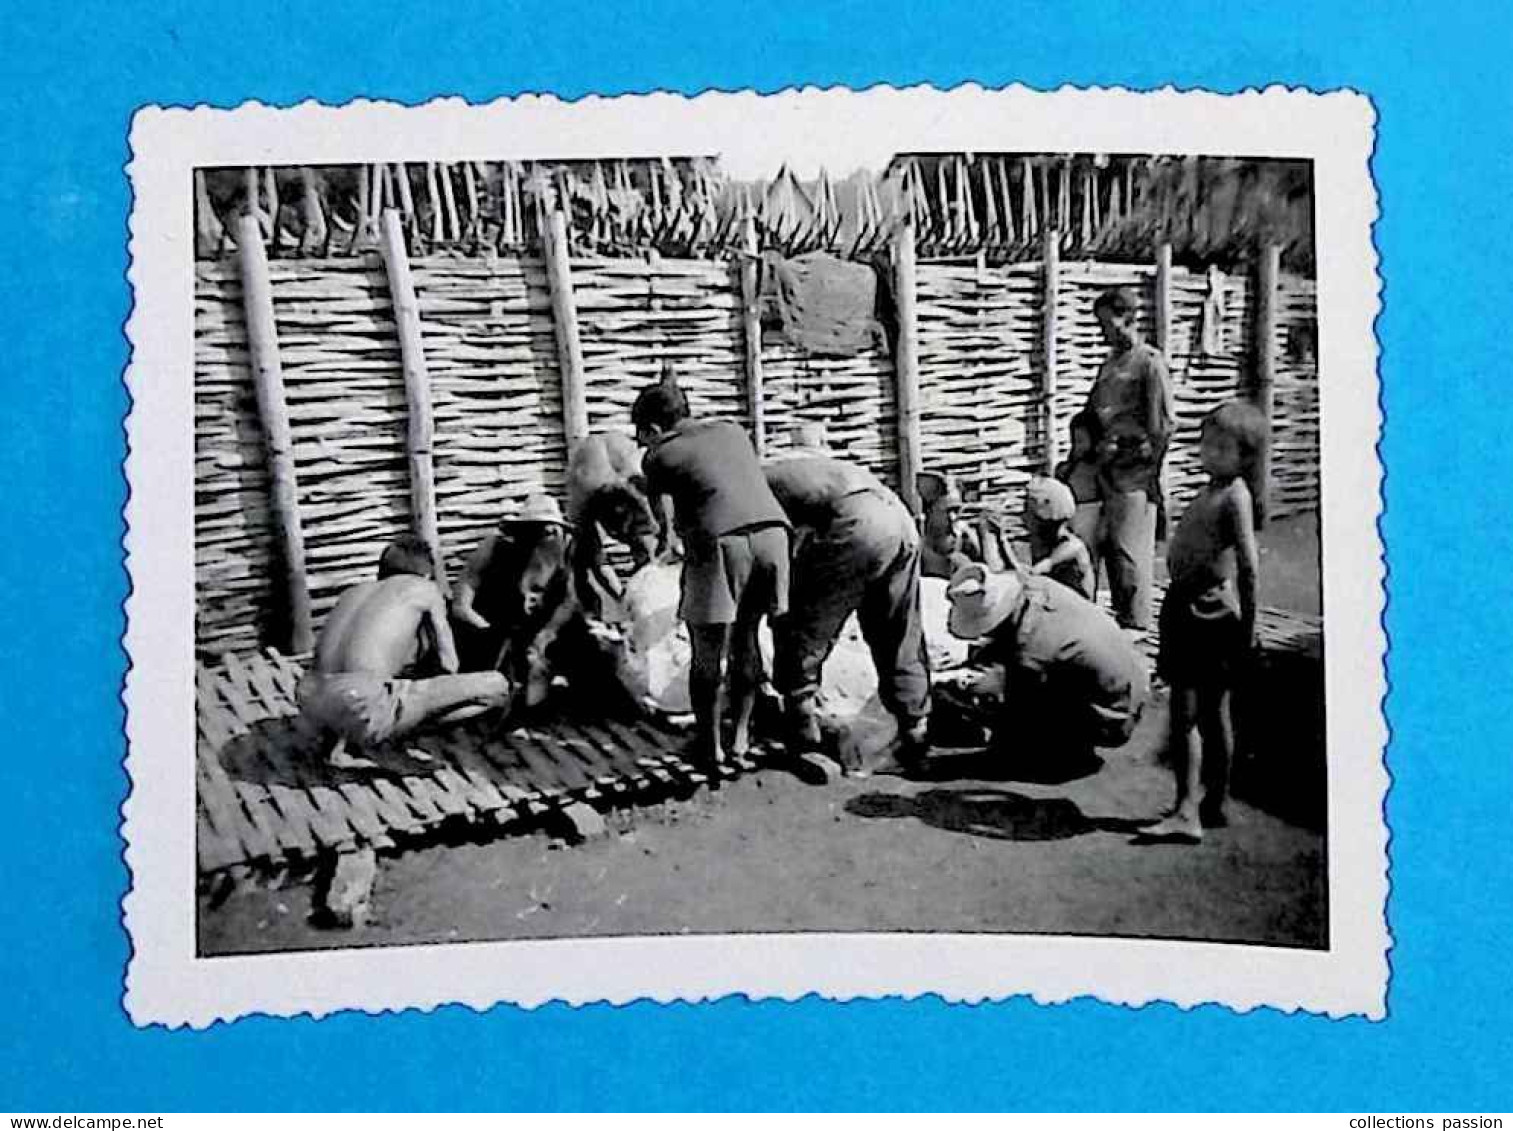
[1144, 399, 1268, 842]
[1023, 476, 1096, 600]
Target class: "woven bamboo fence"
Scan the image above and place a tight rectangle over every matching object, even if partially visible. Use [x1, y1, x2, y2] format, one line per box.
[1270, 275, 1321, 516]
[575, 257, 750, 435]
[194, 212, 1318, 659]
[914, 260, 1043, 503]
[762, 339, 899, 479]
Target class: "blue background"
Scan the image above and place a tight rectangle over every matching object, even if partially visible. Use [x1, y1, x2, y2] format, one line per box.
[2, 0, 1507, 1112]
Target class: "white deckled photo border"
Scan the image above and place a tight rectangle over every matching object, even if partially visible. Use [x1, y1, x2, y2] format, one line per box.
[123, 84, 1386, 1027]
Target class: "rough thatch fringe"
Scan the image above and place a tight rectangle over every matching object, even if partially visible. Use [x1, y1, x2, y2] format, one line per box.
[197, 155, 1315, 273]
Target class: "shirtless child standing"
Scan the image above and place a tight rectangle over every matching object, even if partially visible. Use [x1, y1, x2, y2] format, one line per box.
[298, 534, 512, 769]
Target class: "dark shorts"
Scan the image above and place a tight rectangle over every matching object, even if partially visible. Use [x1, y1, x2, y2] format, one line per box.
[679, 523, 791, 627]
[1157, 580, 1246, 688]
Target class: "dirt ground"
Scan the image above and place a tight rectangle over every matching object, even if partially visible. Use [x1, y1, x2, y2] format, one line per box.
[199, 514, 1326, 956]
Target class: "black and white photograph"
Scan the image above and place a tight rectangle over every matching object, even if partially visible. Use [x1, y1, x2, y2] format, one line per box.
[123, 87, 1385, 1025]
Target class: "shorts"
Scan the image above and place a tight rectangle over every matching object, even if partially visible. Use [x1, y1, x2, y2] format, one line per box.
[1156, 579, 1246, 688]
[679, 523, 791, 627]
[297, 670, 418, 746]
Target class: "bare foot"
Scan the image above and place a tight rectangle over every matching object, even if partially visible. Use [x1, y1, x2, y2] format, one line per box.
[325, 737, 379, 772]
[855, 753, 913, 779]
[703, 741, 730, 777]
[1143, 804, 1180, 825]
[1143, 812, 1204, 843]
[329, 746, 381, 772]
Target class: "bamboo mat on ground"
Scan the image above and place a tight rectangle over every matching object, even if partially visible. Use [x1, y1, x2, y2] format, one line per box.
[195, 649, 748, 882]
[196, 595, 1321, 881]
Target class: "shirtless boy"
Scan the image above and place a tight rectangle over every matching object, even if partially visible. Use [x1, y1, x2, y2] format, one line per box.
[298, 534, 512, 769]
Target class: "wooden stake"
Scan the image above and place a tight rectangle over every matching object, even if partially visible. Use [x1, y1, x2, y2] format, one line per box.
[349, 166, 372, 253]
[235, 212, 314, 653]
[1154, 242, 1174, 355]
[264, 168, 281, 252]
[1040, 226, 1061, 473]
[394, 163, 416, 217]
[439, 163, 461, 242]
[194, 170, 223, 258]
[1255, 242, 1281, 410]
[1255, 242, 1281, 501]
[299, 167, 327, 255]
[545, 209, 590, 446]
[740, 215, 767, 457]
[426, 162, 444, 244]
[243, 166, 269, 241]
[892, 217, 923, 512]
[379, 208, 447, 592]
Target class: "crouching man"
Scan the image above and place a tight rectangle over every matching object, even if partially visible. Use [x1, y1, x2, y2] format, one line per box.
[299, 534, 512, 770]
[943, 563, 1148, 772]
[764, 426, 932, 771]
[450, 494, 586, 709]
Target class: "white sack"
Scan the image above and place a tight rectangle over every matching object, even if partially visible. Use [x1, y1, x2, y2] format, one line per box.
[603, 566, 969, 760]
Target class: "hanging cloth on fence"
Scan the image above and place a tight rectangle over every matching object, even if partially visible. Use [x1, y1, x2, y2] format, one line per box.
[1200, 265, 1227, 356]
[761, 250, 887, 358]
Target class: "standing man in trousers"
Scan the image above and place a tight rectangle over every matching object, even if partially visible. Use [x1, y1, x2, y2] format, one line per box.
[764, 425, 932, 771]
[1084, 286, 1175, 630]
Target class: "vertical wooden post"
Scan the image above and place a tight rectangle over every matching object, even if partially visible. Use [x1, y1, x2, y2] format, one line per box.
[1040, 227, 1061, 473]
[545, 209, 589, 446]
[194, 170, 223, 258]
[379, 208, 447, 592]
[740, 215, 767, 457]
[236, 212, 314, 654]
[243, 167, 261, 237]
[1154, 242, 1174, 355]
[1255, 242, 1282, 501]
[1255, 242, 1280, 412]
[299, 167, 327, 255]
[892, 217, 922, 514]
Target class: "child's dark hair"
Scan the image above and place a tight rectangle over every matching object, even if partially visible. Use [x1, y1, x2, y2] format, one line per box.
[631, 368, 690, 433]
[1202, 399, 1270, 529]
[378, 533, 436, 580]
[1092, 286, 1139, 319]
[1068, 409, 1099, 443]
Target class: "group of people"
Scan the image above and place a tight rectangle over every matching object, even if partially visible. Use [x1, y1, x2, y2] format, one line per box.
[294, 284, 1269, 843]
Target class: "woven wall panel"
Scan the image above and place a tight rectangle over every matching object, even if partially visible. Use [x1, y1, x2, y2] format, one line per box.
[575, 258, 750, 439]
[411, 256, 567, 578]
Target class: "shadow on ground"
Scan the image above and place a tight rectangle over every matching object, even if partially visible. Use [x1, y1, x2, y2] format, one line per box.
[847, 788, 1146, 842]
[217, 716, 456, 789]
[912, 745, 1109, 786]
